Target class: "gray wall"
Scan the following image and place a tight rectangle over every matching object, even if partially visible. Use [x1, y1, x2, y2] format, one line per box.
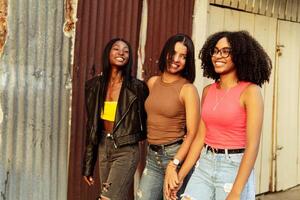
[0, 0, 72, 199]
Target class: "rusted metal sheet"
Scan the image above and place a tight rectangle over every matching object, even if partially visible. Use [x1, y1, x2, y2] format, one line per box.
[67, 0, 143, 199]
[142, 0, 195, 81]
[0, 0, 72, 199]
[209, 0, 300, 23]
[0, 0, 8, 57]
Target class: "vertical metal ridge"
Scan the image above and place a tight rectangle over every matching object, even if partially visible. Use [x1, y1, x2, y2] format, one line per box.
[210, 0, 300, 22]
[0, 0, 71, 199]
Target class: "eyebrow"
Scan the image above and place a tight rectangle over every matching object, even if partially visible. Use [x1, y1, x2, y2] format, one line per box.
[112, 44, 129, 49]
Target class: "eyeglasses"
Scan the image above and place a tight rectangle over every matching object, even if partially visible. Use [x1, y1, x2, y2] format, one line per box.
[210, 47, 232, 58]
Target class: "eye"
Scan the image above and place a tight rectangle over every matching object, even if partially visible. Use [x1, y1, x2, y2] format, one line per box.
[221, 48, 231, 54]
[180, 54, 186, 59]
[212, 48, 219, 54]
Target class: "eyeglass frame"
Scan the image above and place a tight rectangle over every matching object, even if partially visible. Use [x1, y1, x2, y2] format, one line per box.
[210, 47, 232, 58]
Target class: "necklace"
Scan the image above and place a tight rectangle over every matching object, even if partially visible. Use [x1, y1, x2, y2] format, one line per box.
[212, 87, 231, 111]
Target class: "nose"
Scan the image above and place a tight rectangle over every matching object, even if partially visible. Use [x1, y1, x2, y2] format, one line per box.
[118, 49, 124, 55]
[173, 54, 180, 62]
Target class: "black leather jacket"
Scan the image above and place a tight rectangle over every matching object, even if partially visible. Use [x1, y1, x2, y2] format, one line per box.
[82, 75, 149, 176]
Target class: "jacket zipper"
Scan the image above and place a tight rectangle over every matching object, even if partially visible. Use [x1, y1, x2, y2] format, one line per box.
[112, 96, 137, 148]
[138, 109, 143, 132]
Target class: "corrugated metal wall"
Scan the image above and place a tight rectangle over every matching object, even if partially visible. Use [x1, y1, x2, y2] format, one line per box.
[68, 0, 195, 198]
[210, 0, 300, 23]
[67, 0, 143, 199]
[0, 0, 72, 200]
[143, 0, 195, 80]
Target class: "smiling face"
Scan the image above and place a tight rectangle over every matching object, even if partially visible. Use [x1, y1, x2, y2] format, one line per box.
[166, 42, 187, 74]
[211, 37, 235, 75]
[109, 40, 130, 67]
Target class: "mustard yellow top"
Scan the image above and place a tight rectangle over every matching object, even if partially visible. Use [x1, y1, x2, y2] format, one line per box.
[100, 101, 118, 122]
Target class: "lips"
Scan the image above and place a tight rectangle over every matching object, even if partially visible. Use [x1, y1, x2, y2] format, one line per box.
[214, 61, 226, 67]
[115, 57, 125, 62]
[170, 63, 179, 69]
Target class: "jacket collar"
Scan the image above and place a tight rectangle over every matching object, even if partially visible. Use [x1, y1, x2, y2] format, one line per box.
[113, 82, 137, 131]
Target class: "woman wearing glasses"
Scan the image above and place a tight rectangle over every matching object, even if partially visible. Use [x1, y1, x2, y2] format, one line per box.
[165, 31, 272, 200]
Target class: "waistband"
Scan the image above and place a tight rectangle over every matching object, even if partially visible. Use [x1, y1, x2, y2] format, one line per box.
[101, 130, 117, 148]
[149, 139, 183, 152]
[204, 144, 245, 154]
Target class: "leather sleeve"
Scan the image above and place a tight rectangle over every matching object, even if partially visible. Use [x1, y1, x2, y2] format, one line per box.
[138, 81, 149, 140]
[82, 78, 100, 176]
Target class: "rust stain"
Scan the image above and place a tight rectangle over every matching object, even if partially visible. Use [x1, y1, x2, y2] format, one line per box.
[0, 0, 8, 57]
[63, 0, 77, 37]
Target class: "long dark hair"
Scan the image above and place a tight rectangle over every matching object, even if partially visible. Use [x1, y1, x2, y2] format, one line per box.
[99, 38, 133, 112]
[200, 31, 272, 86]
[158, 33, 196, 83]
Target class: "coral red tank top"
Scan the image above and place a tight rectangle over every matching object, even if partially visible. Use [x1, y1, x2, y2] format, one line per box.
[201, 81, 251, 149]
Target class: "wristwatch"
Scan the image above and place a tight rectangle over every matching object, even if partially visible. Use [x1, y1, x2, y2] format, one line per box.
[172, 158, 180, 166]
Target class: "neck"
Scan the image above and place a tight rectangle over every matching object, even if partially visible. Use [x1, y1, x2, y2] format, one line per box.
[161, 72, 181, 83]
[219, 73, 238, 89]
[110, 68, 123, 83]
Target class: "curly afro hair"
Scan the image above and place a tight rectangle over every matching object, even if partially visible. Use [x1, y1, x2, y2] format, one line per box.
[200, 31, 272, 86]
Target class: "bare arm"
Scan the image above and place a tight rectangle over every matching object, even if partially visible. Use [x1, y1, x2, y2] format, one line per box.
[174, 83, 200, 162]
[177, 85, 210, 181]
[227, 84, 263, 199]
[164, 85, 209, 198]
[164, 84, 200, 193]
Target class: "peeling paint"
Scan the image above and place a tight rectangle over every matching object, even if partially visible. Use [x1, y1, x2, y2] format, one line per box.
[63, 0, 78, 38]
[0, 0, 8, 57]
[0, 96, 3, 123]
[0, 171, 9, 200]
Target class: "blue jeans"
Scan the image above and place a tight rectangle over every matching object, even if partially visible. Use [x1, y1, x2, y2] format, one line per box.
[136, 143, 191, 200]
[182, 148, 255, 200]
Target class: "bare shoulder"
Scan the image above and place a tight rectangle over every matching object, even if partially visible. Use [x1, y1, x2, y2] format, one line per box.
[147, 76, 160, 90]
[243, 84, 262, 96]
[242, 84, 263, 105]
[182, 83, 198, 94]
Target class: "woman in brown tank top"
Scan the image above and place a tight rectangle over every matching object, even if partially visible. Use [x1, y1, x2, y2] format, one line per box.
[136, 34, 200, 200]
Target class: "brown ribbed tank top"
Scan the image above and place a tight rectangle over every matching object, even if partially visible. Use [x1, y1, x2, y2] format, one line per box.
[145, 76, 188, 144]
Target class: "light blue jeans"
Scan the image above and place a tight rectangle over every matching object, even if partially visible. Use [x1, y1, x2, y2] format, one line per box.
[136, 143, 191, 200]
[182, 148, 255, 200]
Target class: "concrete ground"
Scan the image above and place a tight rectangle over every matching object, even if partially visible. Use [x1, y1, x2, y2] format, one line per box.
[256, 185, 300, 200]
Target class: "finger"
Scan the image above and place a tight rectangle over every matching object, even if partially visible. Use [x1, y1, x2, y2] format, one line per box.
[164, 183, 170, 197]
[83, 177, 91, 186]
[170, 180, 179, 190]
[89, 177, 94, 185]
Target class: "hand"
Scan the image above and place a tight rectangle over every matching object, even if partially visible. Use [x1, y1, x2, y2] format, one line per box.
[164, 163, 181, 199]
[83, 176, 95, 186]
[167, 183, 183, 200]
[226, 191, 240, 200]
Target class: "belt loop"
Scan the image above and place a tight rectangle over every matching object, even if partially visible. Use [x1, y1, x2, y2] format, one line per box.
[205, 144, 208, 154]
[225, 149, 229, 158]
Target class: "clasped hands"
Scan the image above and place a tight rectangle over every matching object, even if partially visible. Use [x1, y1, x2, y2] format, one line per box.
[164, 162, 183, 200]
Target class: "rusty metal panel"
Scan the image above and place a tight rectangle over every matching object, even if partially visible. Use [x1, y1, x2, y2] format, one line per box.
[0, 0, 72, 199]
[143, 0, 195, 80]
[67, 0, 143, 199]
[209, 0, 300, 23]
